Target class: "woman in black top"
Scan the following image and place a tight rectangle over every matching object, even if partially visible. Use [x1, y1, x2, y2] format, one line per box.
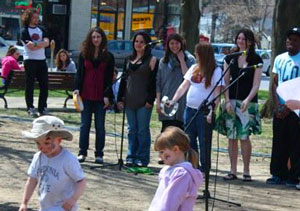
[222, 29, 263, 181]
[117, 32, 158, 167]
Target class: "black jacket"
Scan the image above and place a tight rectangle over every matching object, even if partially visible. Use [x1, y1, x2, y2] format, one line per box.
[73, 52, 115, 101]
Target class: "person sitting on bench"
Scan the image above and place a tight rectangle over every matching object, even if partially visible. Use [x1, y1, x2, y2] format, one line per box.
[0, 45, 24, 87]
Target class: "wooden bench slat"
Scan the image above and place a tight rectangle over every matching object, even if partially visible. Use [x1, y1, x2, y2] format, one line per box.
[0, 71, 75, 108]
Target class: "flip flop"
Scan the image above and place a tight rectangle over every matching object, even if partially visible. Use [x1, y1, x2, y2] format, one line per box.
[223, 173, 238, 180]
[243, 174, 252, 182]
[126, 167, 154, 175]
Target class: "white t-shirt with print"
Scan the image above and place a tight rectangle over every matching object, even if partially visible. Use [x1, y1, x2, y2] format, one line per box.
[28, 148, 85, 211]
[24, 26, 46, 60]
[184, 64, 224, 109]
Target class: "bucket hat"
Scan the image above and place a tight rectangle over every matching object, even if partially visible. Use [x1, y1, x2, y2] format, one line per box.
[22, 115, 73, 141]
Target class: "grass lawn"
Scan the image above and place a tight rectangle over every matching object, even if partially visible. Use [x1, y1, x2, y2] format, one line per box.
[0, 94, 273, 158]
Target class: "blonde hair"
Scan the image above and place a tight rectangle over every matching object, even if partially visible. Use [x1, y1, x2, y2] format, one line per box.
[154, 127, 198, 168]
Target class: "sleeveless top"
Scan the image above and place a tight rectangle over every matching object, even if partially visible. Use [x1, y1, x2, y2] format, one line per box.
[225, 53, 263, 103]
[125, 57, 151, 109]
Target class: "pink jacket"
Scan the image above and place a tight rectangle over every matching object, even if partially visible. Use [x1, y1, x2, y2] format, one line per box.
[1, 56, 21, 79]
[149, 162, 203, 211]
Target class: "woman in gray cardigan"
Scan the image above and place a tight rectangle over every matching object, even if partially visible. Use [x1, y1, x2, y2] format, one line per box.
[156, 33, 196, 132]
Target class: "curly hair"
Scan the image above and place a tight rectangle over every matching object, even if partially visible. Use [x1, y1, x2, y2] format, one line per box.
[21, 8, 39, 27]
[163, 33, 186, 63]
[55, 49, 71, 70]
[81, 27, 109, 61]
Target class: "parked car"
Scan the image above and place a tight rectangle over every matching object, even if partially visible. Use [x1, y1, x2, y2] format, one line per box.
[0, 36, 24, 63]
[211, 43, 236, 69]
[69, 40, 165, 70]
[255, 49, 271, 76]
[107, 40, 165, 69]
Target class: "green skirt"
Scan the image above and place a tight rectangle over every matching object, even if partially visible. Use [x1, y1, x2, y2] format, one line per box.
[215, 100, 261, 140]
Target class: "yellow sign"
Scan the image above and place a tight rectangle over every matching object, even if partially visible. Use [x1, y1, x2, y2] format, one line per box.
[132, 13, 154, 31]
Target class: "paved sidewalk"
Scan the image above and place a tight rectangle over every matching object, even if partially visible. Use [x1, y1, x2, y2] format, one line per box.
[0, 96, 76, 109]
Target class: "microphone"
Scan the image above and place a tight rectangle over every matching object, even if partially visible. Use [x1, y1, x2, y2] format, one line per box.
[144, 40, 163, 48]
[225, 50, 247, 57]
[240, 63, 263, 71]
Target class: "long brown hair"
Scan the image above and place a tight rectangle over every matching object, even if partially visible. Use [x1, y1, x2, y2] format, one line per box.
[154, 127, 198, 168]
[129, 31, 152, 62]
[6, 45, 18, 56]
[193, 42, 216, 88]
[81, 27, 109, 61]
[55, 49, 71, 69]
[21, 8, 39, 27]
[234, 28, 257, 63]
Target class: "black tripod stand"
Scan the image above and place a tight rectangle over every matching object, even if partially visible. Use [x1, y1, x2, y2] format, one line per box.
[184, 61, 251, 210]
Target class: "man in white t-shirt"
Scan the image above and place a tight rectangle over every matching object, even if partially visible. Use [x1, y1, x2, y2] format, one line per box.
[267, 27, 300, 188]
[21, 8, 49, 117]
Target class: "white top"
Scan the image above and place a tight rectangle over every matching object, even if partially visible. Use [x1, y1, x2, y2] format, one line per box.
[24, 26, 46, 60]
[184, 64, 224, 109]
[28, 148, 85, 211]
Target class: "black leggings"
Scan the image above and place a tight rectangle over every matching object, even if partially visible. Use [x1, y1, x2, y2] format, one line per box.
[24, 60, 48, 112]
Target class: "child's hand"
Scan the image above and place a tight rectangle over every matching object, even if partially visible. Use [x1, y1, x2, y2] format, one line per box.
[62, 197, 76, 211]
[18, 203, 27, 211]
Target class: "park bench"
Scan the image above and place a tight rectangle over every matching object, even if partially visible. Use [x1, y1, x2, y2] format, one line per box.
[0, 70, 75, 109]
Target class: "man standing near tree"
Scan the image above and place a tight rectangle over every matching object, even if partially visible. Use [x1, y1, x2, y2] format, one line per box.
[267, 27, 300, 188]
[21, 8, 49, 117]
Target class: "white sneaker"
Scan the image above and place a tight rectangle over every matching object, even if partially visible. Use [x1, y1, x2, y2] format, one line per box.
[77, 155, 86, 163]
[95, 157, 103, 164]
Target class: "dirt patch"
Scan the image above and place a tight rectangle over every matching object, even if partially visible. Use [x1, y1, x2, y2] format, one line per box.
[0, 115, 299, 211]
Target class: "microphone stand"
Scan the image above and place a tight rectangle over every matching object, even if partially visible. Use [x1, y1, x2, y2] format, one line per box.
[184, 60, 242, 210]
[90, 72, 129, 170]
[91, 42, 162, 171]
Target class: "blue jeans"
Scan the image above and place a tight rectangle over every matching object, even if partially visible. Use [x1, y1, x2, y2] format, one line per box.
[125, 106, 152, 166]
[184, 106, 212, 172]
[79, 100, 106, 157]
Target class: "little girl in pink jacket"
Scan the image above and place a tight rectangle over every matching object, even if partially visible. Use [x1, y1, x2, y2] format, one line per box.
[149, 127, 203, 211]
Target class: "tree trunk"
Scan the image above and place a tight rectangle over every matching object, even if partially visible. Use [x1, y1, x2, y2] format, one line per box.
[261, 0, 300, 118]
[180, 0, 200, 53]
[210, 11, 218, 43]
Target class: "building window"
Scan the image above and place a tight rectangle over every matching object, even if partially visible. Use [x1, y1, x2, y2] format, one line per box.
[91, 0, 125, 40]
[131, 0, 181, 41]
